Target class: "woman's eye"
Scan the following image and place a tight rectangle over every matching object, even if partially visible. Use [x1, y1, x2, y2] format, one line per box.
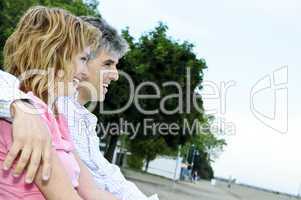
[81, 57, 88, 63]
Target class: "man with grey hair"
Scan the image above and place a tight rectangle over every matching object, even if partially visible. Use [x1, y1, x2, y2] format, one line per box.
[0, 16, 158, 200]
[63, 16, 159, 200]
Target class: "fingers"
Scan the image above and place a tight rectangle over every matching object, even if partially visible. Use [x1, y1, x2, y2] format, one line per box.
[41, 139, 52, 181]
[3, 141, 22, 170]
[9, 104, 53, 183]
[25, 148, 42, 184]
[13, 144, 32, 177]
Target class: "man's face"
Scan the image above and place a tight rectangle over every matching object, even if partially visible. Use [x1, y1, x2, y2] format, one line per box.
[78, 50, 119, 103]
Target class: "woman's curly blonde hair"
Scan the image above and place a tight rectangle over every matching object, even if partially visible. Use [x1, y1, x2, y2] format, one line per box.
[4, 6, 101, 102]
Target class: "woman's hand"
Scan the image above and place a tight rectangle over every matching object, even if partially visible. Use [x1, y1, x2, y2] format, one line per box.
[2, 100, 52, 183]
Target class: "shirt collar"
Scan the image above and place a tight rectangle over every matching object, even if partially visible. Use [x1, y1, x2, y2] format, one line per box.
[56, 96, 98, 126]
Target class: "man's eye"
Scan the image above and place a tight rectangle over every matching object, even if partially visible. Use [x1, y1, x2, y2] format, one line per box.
[104, 63, 112, 68]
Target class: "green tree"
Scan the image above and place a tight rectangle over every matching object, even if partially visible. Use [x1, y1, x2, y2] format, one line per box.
[100, 23, 209, 166]
[127, 138, 169, 171]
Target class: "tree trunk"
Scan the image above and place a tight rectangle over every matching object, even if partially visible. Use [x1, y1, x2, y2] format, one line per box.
[104, 135, 119, 163]
[144, 158, 150, 172]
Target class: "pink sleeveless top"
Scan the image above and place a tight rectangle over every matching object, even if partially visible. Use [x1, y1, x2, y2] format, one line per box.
[0, 92, 80, 200]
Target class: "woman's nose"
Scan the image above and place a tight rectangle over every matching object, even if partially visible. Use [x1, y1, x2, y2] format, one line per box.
[77, 64, 89, 80]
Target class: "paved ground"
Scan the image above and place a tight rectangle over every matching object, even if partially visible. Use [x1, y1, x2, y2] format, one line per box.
[123, 169, 300, 200]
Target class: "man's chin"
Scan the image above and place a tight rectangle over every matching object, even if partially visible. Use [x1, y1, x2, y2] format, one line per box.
[87, 98, 104, 103]
[85, 93, 105, 103]
[96, 94, 105, 102]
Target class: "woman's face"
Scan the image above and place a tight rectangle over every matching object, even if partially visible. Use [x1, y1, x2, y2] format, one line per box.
[58, 46, 91, 97]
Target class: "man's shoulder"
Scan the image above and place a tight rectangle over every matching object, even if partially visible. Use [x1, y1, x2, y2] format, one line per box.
[56, 96, 83, 119]
[56, 96, 97, 126]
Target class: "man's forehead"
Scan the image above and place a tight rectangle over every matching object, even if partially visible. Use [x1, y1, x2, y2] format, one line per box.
[95, 50, 119, 63]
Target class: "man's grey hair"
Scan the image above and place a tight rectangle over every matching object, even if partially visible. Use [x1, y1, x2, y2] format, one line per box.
[80, 16, 129, 59]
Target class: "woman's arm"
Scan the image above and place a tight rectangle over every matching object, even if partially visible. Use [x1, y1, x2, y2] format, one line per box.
[34, 149, 82, 200]
[73, 152, 117, 200]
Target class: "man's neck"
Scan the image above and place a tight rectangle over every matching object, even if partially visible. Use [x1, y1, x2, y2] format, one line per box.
[77, 93, 89, 106]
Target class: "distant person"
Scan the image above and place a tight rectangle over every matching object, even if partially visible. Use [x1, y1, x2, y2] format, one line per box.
[192, 171, 198, 183]
[227, 175, 236, 189]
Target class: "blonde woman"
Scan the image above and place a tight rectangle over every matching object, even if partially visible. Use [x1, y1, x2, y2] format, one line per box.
[0, 6, 116, 200]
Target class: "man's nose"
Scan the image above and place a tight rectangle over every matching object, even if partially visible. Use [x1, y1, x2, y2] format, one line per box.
[109, 66, 119, 81]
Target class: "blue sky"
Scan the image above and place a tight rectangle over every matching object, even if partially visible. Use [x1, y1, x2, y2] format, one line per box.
[98, 0, 301, 195]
